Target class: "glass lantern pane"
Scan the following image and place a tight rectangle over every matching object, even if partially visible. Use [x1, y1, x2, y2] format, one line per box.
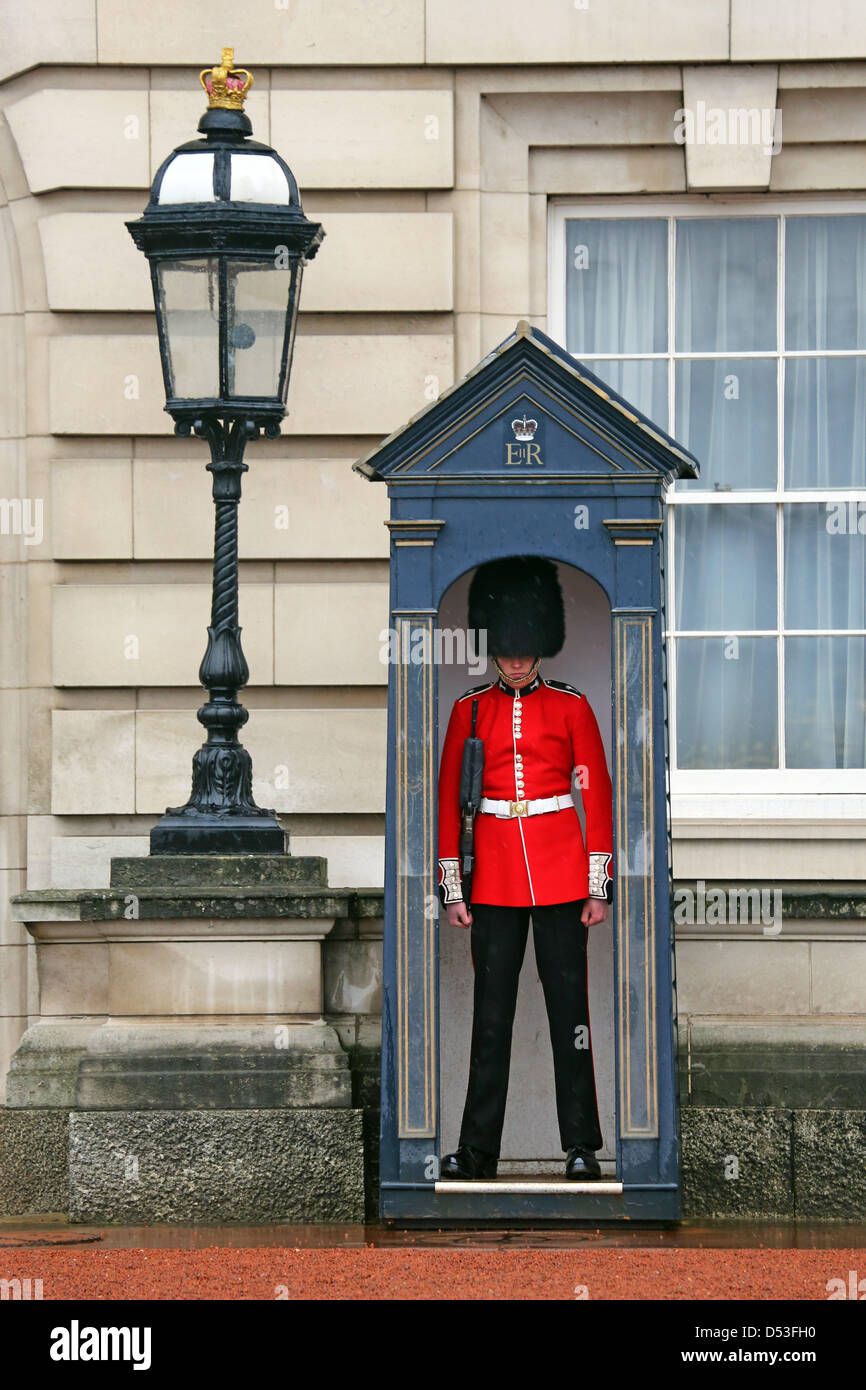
[156, 259, 219, 399]
[225, 260, 293, 400]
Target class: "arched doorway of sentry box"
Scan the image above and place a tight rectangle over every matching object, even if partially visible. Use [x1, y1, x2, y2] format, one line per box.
[436, 560, 615, 1189]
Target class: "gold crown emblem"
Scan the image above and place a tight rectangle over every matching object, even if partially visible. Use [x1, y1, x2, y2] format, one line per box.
[200, 47, 254, 111]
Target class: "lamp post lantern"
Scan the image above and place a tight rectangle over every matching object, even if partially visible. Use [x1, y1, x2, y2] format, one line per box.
[127, 48, 324, 854]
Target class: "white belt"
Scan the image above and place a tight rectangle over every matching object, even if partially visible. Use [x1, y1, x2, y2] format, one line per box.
[479, 793, 574, 819]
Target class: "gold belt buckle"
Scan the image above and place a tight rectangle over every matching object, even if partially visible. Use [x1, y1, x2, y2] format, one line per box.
[510, 800, 528, 817]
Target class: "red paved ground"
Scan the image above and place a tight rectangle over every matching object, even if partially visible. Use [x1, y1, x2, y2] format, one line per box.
[1, 1245, 863, 1299]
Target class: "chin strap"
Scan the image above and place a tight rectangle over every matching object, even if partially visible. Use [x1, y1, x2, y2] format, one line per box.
[493, 657, 540, 688]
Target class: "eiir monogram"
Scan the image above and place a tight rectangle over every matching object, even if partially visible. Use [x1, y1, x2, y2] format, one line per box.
[507, 414, 543, 465]
[506, 442, 544, 465]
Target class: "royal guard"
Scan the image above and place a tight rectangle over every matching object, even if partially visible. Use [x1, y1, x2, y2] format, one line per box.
[437, 556, 614, 1181]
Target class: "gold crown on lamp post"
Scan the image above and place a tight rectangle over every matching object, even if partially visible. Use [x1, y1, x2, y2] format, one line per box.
[199, 47, 253, 110]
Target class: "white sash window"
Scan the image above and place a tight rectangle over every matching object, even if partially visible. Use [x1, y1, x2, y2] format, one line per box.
[549, 200, 866, 799]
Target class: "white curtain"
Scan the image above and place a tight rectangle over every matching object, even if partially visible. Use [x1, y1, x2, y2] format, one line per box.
[676, 218, 776, 353]
[676, 636, 778, 769]
[676, 358, 777, 492]
[565, 216, 669, 427]
[785, 214, 866, 352]
[784, 505, 866, 767]
[675, 504, 776, 632]
[785, 636, 866, 768]
[565, 217, 667, 356]
[673, 505, 778, 769]
[782, 216, 866, 767]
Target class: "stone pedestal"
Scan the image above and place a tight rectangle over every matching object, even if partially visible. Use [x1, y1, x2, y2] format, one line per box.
[5, 854, 383, 1222]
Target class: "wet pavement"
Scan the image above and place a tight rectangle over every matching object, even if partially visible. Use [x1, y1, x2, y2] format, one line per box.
[2, 1214, 865, 1249]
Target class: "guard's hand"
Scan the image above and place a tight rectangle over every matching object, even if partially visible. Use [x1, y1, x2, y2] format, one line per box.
[447, 901, 473, 929]
[581, 898, 609, 926]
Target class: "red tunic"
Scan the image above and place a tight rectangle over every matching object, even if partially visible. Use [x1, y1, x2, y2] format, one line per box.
[437, 673, 613, 908]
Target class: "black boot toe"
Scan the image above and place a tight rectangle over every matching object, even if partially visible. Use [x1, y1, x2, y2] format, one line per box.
[565, 1146, 602, 1180]
[440, 1145, 498, 1179]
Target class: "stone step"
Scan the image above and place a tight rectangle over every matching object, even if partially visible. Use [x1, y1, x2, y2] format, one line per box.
[11, 885, 385, 926]
[109, 854, 328, 890]
[83, 886, 353, 921]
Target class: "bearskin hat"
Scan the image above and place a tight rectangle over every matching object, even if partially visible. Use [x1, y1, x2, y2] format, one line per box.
[467, 556, 565, 659]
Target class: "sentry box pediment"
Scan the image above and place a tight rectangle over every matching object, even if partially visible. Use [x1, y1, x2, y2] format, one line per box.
[356, 323, 699, 1225]
[354, 321, 698, 492]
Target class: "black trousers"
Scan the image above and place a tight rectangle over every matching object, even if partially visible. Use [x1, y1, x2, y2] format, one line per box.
[458, 899, 603, 1158]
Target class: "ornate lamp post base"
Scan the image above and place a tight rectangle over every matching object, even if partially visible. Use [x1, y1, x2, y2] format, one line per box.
[150, 812, 286, 856]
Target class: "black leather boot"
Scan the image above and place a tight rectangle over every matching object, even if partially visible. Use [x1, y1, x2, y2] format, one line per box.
[440, 1144, 498, 1179]
[565, 1145, 602, 1180]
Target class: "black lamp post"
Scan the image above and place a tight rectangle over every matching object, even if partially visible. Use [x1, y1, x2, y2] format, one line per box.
[127, 48, 324, 854]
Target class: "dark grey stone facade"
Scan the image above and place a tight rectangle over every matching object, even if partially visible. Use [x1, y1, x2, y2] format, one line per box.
[68, 1109, 365, 1224]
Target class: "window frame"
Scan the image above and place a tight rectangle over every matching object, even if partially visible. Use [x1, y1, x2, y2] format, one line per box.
[548, 195, 866, 801]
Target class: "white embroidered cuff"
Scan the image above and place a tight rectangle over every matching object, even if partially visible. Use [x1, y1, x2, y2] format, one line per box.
[588, 852, 613, 902]
[438, 857, 464, 906]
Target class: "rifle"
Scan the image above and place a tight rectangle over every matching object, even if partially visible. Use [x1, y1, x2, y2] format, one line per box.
[458, 699, 485, 903]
